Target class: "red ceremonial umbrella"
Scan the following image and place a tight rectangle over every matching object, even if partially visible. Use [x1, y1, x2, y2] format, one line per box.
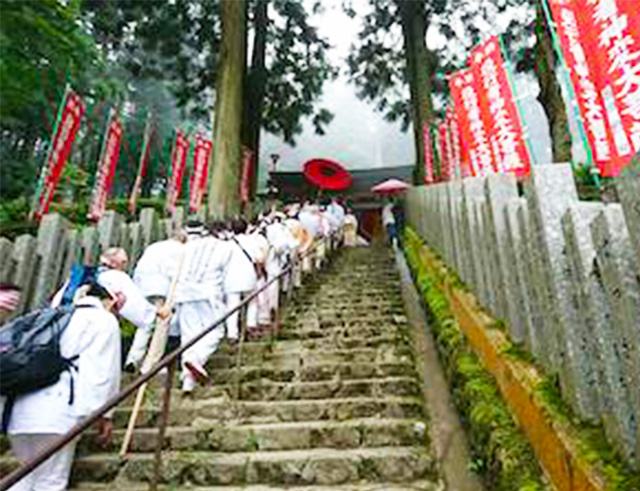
[371, 178, 410, 194]
[303, 158, 353, 191]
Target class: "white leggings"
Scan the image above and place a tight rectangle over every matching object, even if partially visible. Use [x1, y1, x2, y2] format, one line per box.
[225, 291, 258, 339]
[9, 434, 77, 491]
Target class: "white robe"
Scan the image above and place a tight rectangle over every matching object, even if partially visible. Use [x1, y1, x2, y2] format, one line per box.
[224, 235, 258, 294]
[133, 239, 184, 298]
[8, 296, 121, 435]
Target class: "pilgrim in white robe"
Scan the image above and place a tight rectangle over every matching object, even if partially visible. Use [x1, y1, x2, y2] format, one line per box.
[173, 236, 232, 391]
[224, 234, 259, 340]
[7, 296, 121, 491]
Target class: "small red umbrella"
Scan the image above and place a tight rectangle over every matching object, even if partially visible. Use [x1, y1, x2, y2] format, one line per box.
[371, 178, 410, 194]
[303, 158, 353, 191]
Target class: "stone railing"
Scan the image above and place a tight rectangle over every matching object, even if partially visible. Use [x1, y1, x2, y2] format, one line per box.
[405, 159, 640, 464]
[0, 208, 185, 316]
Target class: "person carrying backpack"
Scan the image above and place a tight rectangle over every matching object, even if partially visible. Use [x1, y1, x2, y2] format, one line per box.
[2, 282, 123, 491]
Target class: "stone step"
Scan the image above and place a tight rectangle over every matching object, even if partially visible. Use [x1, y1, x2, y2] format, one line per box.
[77, 418, 426, 454]
[67, 446, 437, 486]
[208, 346, 414, 369]
[72, 479, 442, 490]
[207, 361, 416, 385]
[110, 397, 425, 429]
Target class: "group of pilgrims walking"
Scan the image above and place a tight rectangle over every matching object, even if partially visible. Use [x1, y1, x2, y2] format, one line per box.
[0, 198, 359, 491]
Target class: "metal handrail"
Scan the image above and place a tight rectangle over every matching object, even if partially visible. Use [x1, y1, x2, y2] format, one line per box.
[0, 235, 335, 490]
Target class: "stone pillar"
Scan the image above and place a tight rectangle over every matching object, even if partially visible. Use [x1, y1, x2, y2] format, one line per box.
[524, 164, 580, 372]
[97, 210, 124, 251]
[81, 226, 100, 264]
[172, 206, 186, 234]
[9, 235, 37, 315]
[473, 202, 492, 308]
[447, 181, 464, 278]
[517, 202, 544, 359]
[616, 155, 640, 272]
[60, 229, 80, 281]
[139, 208, 158, 248]
[562, 202, 637, 460]
[32, 213, 69, 309]
[591, 205, 640, 460]
[480, 200, 499, 314]
[0, 237, 14, 282]
[484, 174, 519, 326]
[503, 198, 531, 343]
[461, 178, 485, 297]
[128, 222, 143, 268]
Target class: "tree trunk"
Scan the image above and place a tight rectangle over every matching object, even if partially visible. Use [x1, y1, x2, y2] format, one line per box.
[208, 0, 247, 219]
[241, 0, 268, 201]
[534, 0, 571, 163]
[398, 0, 433, 184]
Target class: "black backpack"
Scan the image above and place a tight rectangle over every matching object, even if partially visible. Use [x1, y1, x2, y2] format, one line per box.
[0, 305, 90, 430]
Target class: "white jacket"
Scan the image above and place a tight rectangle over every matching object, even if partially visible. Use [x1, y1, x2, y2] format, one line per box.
[224, 235, 258, 294]
[133, 239, 184, 298]
[8, 296, 121, 434]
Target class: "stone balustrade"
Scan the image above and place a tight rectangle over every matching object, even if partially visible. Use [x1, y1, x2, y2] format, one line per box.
[405, 158, 640, 465]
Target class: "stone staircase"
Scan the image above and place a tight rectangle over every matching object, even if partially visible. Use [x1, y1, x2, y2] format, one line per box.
[1, 247, 442, 490]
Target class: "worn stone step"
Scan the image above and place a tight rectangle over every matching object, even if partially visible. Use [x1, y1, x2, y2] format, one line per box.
[68, 446, 436, 486]
[111, 397, 425, 429]
[78, 418, 426, 454]
[207, 361, 416, 385]
[72, 479, 442, 490]
[208, 346, 413, 370]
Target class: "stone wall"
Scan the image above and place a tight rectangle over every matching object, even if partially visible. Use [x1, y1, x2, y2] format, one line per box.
[0, 207, 185, 315]
[405, 159, 640, 465]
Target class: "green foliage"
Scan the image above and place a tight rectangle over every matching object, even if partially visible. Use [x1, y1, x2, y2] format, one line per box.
[403, 227, 547, 491]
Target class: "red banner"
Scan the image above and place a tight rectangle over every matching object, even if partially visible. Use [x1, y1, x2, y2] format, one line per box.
[88, 112, 123, 221]
[189, 135, 213, 213]
[166, 131, 189, 215]
[438, 121, 451, 181]
[469, 36, 531, 177]
[448, 108, 466, 178]
[32, 89, 85, 220]
[449, 69, 495, 177]
[240, 147, 254, 203]
[423, 123, 434, 184]
[128, 116, 153, 214]
[575, 0, 640, 175]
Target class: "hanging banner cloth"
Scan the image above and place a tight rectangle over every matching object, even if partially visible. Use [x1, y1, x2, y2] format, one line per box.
[468, 36, 532, 178]
[188, 135, 213, 213]
[303, 158, 353, 191]
[32, 88, 85, 221]
[88, 109, 123, 221]
[166, 130, 189, 215]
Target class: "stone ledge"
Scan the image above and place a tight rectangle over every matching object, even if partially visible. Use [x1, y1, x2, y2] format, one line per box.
[416, 240, 607, 491]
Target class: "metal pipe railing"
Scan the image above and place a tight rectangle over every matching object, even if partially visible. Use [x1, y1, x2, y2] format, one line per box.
[0, 235, 335, 490]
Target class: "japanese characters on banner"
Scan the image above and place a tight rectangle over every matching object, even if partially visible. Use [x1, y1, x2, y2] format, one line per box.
[189, 135, 213, 213]
[448, 109, 466, 178]
[166, 130, 189, 215]
[128, 116, 153, 214]
[240, 147, 254, 203]
[88, 111, 123, 221]
[469, 36, 532, 178]
[422, 123, 434, 184]
[449, 69, 495, 177]
[437, 121, 450, 181]
[32, 89, 85, 221]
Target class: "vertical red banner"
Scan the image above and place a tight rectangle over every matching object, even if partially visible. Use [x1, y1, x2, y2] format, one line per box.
[576, 0, 640, 175]
[189, 135, 213, 213]
[240, 147, 254, 203]
[449, 69, 495, 177]
[469, 36, 532, 178]
[549, 0, 620, 176]
[423, 123, 434, 184]
[33, 89, 85, 221]
[88, 112, 123, 221]
[438, 121, 451, 181]
[448, 108, 467, 178]
[166, 130, 189, 215]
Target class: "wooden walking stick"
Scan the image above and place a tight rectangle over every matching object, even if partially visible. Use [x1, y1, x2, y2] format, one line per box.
[120, 248, 187, 457]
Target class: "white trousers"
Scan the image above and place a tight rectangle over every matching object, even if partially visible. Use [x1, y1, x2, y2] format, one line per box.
[177, 300, 225, 388]
[257, 276, 279, 325]
[9, 434, 77, 491]
[225, 291, 258, 339]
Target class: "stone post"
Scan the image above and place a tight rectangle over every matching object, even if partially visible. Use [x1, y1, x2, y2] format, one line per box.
[9, 235, 37, 315]
[81, 226, 100, 264]
[461, 178, 486, 297]
[0, 237, 14, 282]
[97, 210, 124, 251]
[616, 155, 640, 273]
[139, 208, 158, 249]
[32, 213, 69, 309]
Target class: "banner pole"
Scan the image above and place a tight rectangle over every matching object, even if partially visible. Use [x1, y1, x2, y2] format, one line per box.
[539, 0, 601, 187]
[497, 34, 537, 171]
[30, 84, 71, 220]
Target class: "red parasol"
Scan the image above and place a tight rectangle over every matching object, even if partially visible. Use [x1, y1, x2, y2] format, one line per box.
[303, 158, 353, 191]
[371, 178, 410, 194]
